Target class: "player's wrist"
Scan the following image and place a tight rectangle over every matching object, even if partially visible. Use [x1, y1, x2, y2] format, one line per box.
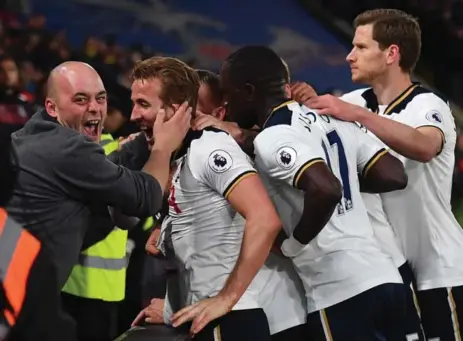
[353, 106, 370, 124]
[216, 291, 239, 309]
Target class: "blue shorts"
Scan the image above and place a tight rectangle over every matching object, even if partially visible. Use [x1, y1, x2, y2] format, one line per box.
[306, 283, 410, 341]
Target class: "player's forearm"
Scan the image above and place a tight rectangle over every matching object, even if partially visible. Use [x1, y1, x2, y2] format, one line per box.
[142, 148, 172, 196]
[218, 218, 279, 305]
[356, 108, 435, 162]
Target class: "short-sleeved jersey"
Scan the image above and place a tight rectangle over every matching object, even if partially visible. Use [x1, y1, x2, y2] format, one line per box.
[161, 129, 307, 331]
[254, 101, 401, 314]
[340, 91, 407, 268]
[343, 84, 463, 290]
[166, 129, 267, 311]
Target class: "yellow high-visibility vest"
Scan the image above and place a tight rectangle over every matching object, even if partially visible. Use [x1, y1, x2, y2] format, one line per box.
[62, 133, 128, 301]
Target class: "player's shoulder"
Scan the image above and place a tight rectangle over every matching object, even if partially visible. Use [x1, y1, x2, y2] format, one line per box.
[409, 86, 450, 111]
[339, 87, 371, 106]
[188, 127, 248, 173]
[189, 127, 235, 155]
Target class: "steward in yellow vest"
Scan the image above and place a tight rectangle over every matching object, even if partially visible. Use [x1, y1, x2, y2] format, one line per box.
[62, 133, 128, 302]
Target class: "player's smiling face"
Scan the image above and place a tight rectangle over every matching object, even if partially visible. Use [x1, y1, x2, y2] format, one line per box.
[346, 24, 389, 84]
[130, 78, 175, 141]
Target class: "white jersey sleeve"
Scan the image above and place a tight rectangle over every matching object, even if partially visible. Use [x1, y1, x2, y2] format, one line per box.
[253, 125, 327, 188]
[189, 131, 257, 198]
[403, 94, 449, 133]
[355, 126, 388, 177]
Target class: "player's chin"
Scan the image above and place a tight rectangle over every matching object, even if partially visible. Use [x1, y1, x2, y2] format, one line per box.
[351, 74, 366, 84]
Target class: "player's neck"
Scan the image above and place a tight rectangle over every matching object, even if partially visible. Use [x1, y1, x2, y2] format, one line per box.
[371, 71, 413, 106]
[258, 95, 290, 127]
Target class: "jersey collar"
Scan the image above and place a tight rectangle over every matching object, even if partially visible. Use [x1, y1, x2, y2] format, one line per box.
[262, 100, 296, 129]
[362, 82, 420, 115]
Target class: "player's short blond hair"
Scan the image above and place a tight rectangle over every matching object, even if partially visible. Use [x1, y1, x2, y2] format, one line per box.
[354, 9, 421, 73]
[132, 56, 200, 112]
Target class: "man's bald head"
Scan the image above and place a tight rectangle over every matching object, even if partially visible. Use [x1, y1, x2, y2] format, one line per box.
[44, 61, 108, 142]
[47, 61, 101, 100]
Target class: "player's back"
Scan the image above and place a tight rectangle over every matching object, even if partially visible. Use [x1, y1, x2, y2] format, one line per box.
[254, 101, 402, 314]
[166, 129, 267, 311]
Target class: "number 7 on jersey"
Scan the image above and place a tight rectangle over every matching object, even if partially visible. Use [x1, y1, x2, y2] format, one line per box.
[321, 130, 353, 215]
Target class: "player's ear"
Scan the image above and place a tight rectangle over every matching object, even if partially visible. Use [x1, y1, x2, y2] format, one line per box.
[284, 84, 291, 98]
[212, 106, 226, 121]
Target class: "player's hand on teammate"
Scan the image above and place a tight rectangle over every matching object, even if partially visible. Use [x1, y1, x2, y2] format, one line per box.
[171, 294, 235, 337]
[145, 226, 162, 256]
[306, 94, 362, 122]
[192, 111, 242, 139]
[131, 298, 166, 327]
[152, 101, 192, 153]
[291, 82, 318, 106]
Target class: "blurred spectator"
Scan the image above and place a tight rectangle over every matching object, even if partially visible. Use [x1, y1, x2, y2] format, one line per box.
[0, 54, 35, 134]
[104, 95, 131, 136]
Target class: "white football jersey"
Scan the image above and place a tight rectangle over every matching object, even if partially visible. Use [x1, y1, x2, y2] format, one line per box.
[254, 101, 401, 314]
[381, 89, 463, 290]
[160, 129, 306, 332]
[166, 129, 265, 311]
[258, 254, 307, 334]
[345, 84, 463, 290]
[340, 91, 407, 268]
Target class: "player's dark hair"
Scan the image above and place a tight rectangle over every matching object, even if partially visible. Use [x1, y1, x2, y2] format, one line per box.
[354, 9, 421, 72]
[196, 69, 222, 107]
[225, 46, 289, 96]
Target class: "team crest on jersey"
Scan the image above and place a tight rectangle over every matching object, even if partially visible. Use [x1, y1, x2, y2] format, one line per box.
[276, 146, 297, 169]
[425, 110, 443, 124]
[208, 150, 233, 173]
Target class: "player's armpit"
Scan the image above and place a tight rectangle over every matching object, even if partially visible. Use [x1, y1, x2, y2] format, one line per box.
[220, 173, 282, 305]
[359, 151, 408, 193]
[416, 125, 445, 157]
[293, 162, 342, 245]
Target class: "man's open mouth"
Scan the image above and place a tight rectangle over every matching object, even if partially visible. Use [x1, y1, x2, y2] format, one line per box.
[83, 120, 101, 139]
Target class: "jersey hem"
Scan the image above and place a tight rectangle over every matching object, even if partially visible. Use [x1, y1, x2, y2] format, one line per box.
[416, 277, 463, 291]
[269, 317, 307, 335]
[305, 272, 402, 314]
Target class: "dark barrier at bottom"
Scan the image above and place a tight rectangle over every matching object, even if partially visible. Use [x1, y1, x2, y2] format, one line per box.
[114, 325, 190, 341]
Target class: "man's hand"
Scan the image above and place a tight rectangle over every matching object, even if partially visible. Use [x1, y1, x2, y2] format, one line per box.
[306, 94, 363, 121]
[146, 226, 162, 256]
[171, 295, 235, 336]
[192, 112, 242, 139]
[118, 133, 140, 150]
[291, 82, 317, 106]
[131, 298, 166, 327]
[152, 102, 192, 153]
